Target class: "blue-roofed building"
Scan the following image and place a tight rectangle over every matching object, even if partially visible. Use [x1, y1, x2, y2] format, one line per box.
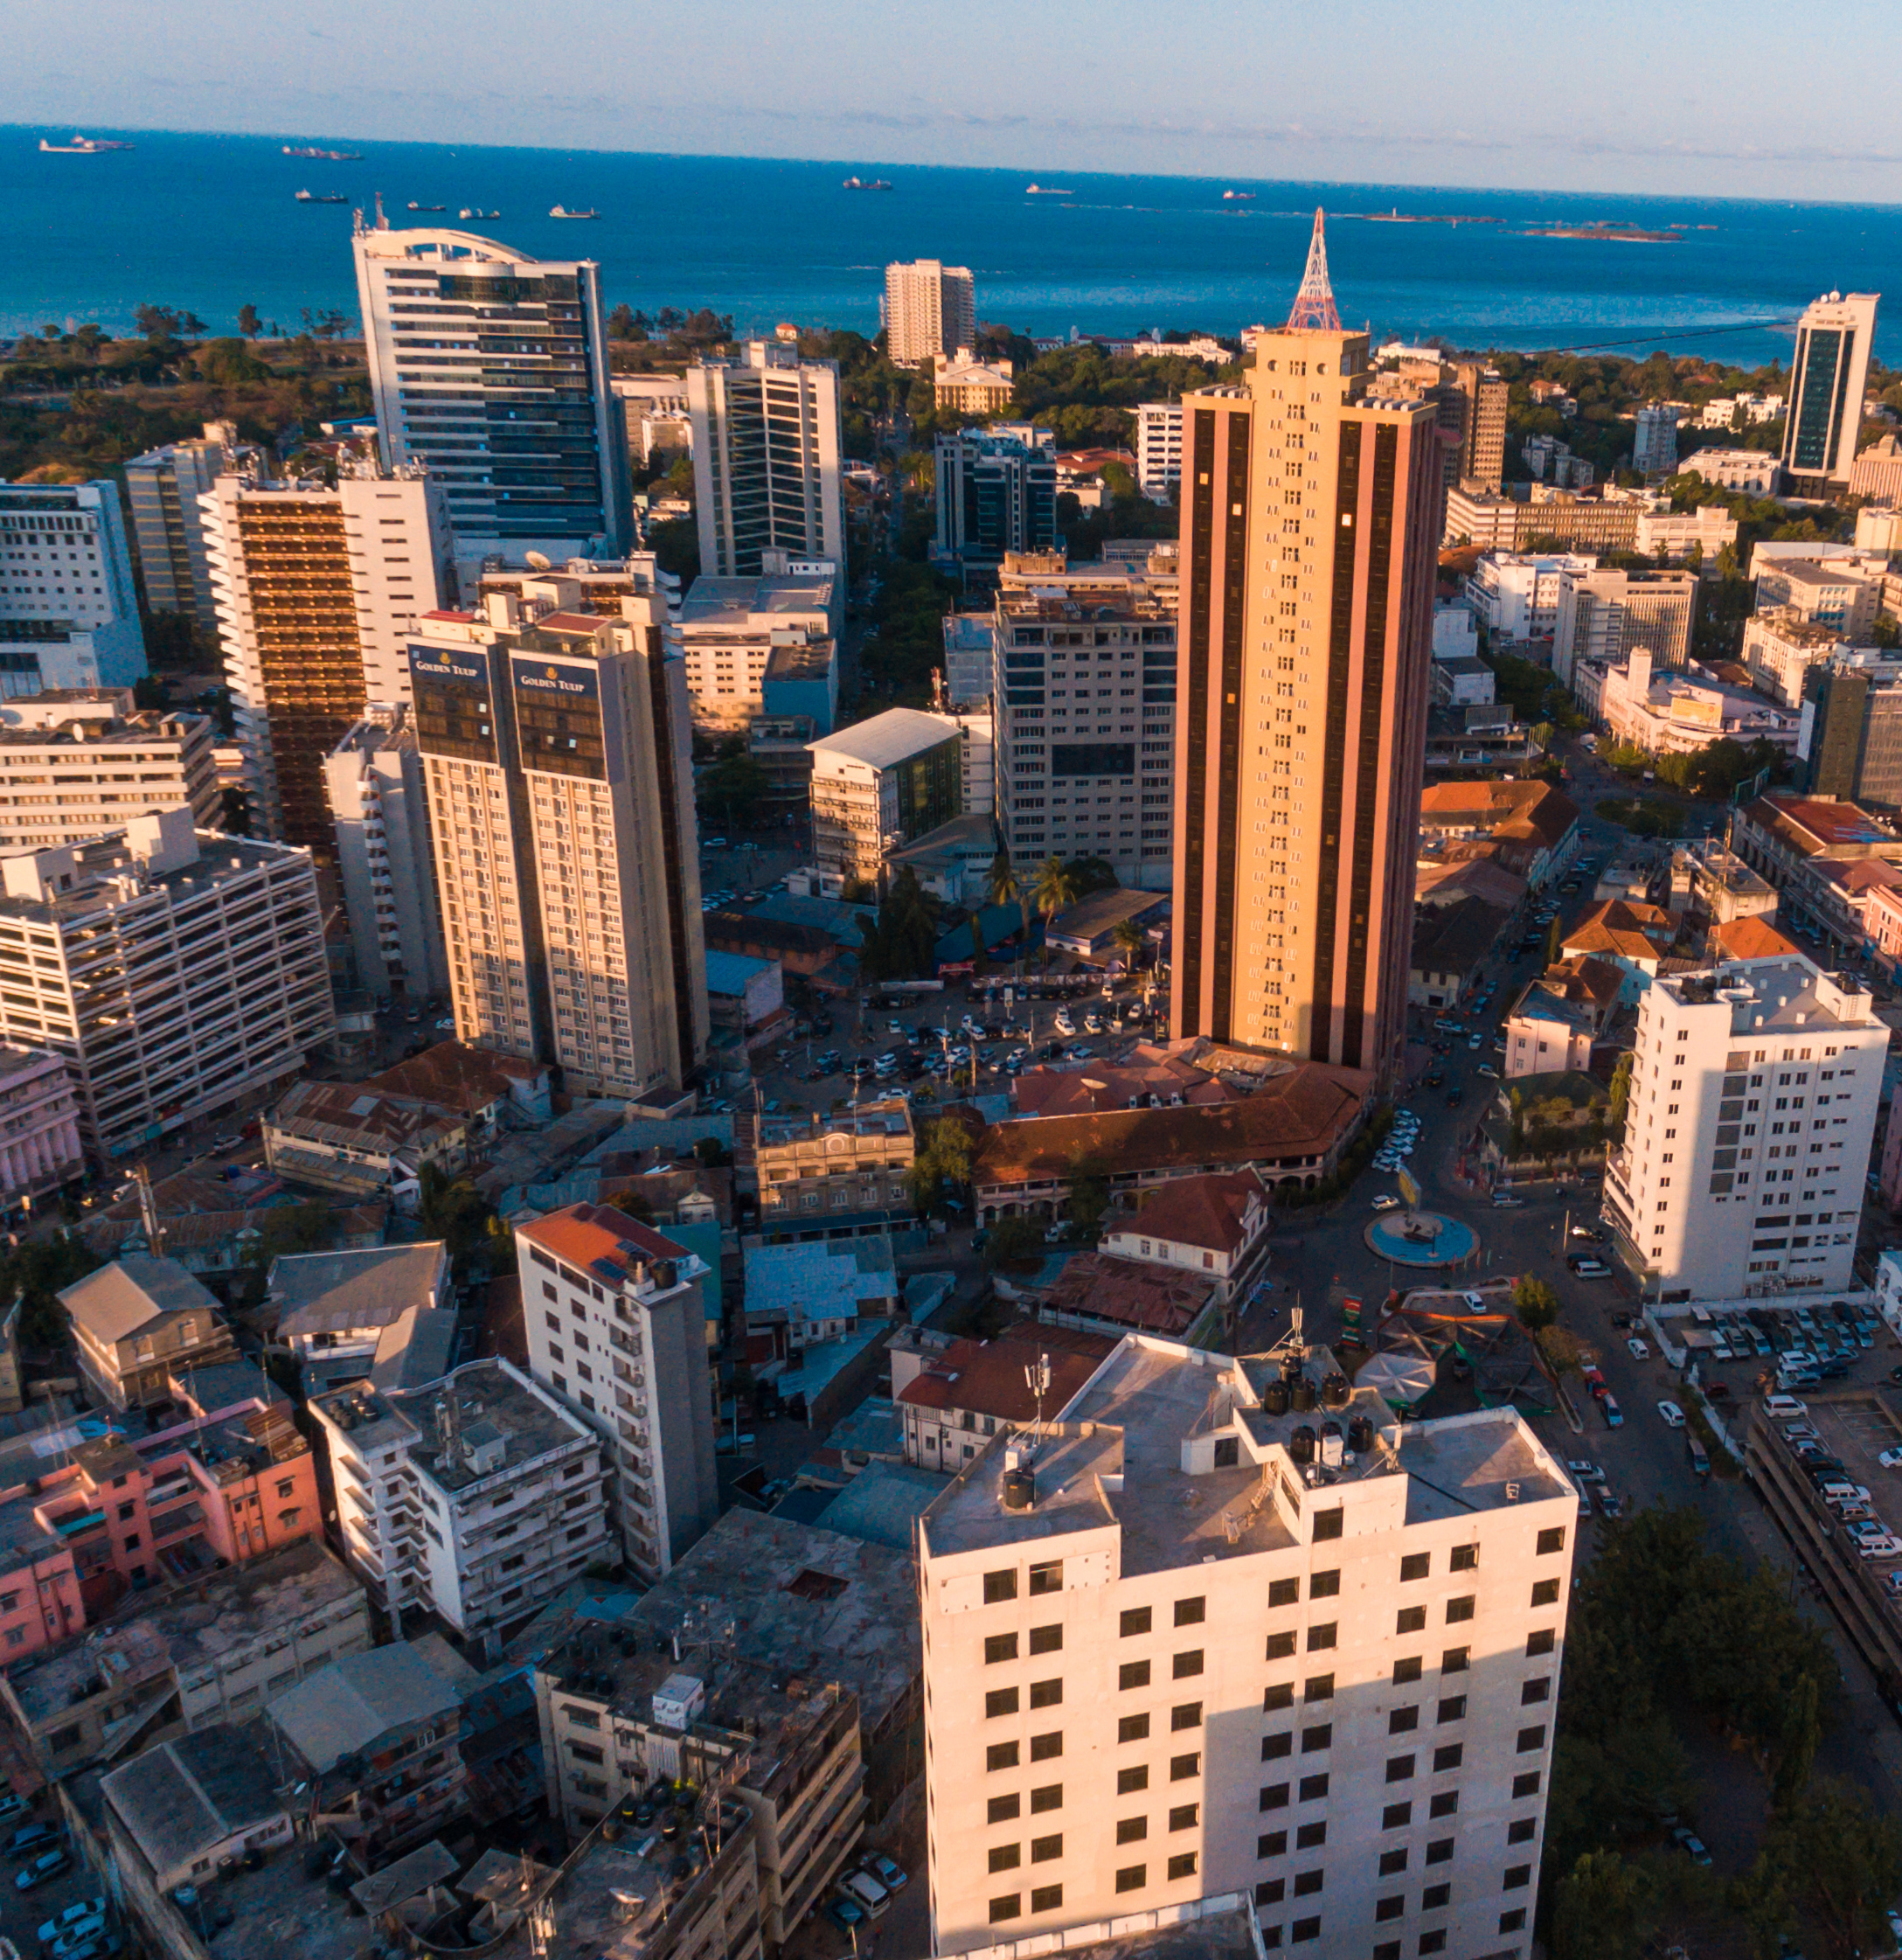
[933, 899, 1025, 969]
[813, 1460, 948, 1550]
[705, 948, 788, 1051]
[743, 892, 869, 948]
[771, 1324, 887, 1428]
[824, 1395, 905, 1464]
[667, 1218, 725, 1345]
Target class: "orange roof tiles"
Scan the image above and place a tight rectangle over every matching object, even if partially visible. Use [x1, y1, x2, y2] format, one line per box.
[1111, 1169, 1268, 1255]
[897, 1324, 1115, 1419]
[1709, 915, 1804, 961]
[516, 1201, 688, 1276]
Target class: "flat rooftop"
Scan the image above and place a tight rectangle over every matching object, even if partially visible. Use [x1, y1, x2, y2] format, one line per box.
[809, 707, 961, 769]
[677, 573, 834, 625]
[959, 1894, 1260, 1960]
[0, 830, 308, 928]
[149, 1537, 363, 1679]
[1659, 956, 1879, 1035]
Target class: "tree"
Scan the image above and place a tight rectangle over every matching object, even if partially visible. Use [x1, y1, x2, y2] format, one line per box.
[1512, 1275, 1560, 1334]
[1110, 918, 1145, 970]
[697, 747, 768, 833]
[1544, 912, 1564, 966]
[1064, 855, 1119, 899]
[416, 1164, 494, 1274]
[858, 866, 938, 983]
[984, 1213, 1043, 1271]
[1607, 1050, 1634, 1129]
[131, 674, 168, 710]
[986, 850, 1022, 912]
[909, 1116, 975, 1213]
[237, 303, 262, 339]
[218, 787, 251, 837]
[1031, 855, 1078, 928]
[0, 1232, 102, 1350]
[1066, 1160, 1113, 1241]
[1743, 1781, 1902, 1960]
[607, 302, 639, 339]
[1550, 1849, 1662, 1960]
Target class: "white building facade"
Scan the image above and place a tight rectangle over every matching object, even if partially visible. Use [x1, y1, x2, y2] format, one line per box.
[123, 420, 245, 634]
[885, 260, 977, 368]
[1461, 553, 1595, 649]
[0, 478, 146, 696]
[0, 692, 220, 849]
[1134, 404, 1185, 498]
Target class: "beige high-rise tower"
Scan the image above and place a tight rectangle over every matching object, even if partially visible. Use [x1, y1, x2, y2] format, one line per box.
[884, 258, 977, 367]
[1170, 215, 1446, 1088]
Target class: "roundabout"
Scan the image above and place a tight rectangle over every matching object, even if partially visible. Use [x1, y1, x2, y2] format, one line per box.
[1364, 1208, 1480, 1268]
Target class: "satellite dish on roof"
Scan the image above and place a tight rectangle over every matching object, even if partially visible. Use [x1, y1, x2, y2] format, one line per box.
[524, 550, 553, 571]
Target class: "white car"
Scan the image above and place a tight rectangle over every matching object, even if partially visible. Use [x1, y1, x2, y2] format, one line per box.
[1626, 1337, 1651, 1360]
[1656, 1400, 1684, 1428]
[1565, 1459, 1603, 1482]
[1880, 1448, 1902, 1470]
[1855, 1535, 1902, 1559]
[1371, 1194, 1401, 1213]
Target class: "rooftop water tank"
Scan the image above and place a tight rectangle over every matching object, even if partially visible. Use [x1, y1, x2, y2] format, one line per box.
[1288, 1424, 1317, 1465]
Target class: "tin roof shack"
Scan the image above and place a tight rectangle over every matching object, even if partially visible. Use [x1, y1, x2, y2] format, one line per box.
[0, 1617, 174, 1779]
[267, 1643, 467, 1865]
[98, 1723, 333, 1960]
[533, 1508, 920, 1941]
[263, 1081, 470, 1211]
[59, 1256, 237, 1413]
[268, 1242, 453, 1389]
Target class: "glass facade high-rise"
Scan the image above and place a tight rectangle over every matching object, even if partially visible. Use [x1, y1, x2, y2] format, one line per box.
[1782, 292, 1878, 483]
[354, 219, 634, 564]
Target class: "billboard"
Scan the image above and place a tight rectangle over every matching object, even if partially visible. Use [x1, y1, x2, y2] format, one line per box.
[1398, 1166, 1422, 1212]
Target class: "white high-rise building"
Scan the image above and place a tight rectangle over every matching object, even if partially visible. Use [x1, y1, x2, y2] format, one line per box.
[408, 593, 707, 1098]
[0, 478, 146, 696]
[202, 461, 452, 848]
[513, 1200, 720, 1581]
[1783, 292, 1879, 486]
[1133, 403, 1184, 498]
[0, 810, 331, 1161]
[323, 706, 451, 1003]
[885, 259, 977, 368]
[1631, 403, 1679, 477]
[0, 691, 220, 848]
[1604, 952, 1885, 1298]
[919, 1332, 1575, 1958]
[689, 343, 845, 580]
[353, 216, 634, 564]
[123, 420, 248, 634]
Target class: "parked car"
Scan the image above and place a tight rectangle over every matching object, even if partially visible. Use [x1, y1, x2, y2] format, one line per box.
[38, 1901, 106, 1947]
[1371, 1194, 1401, 1213]
[1626, 1337, 1650, 1361]
[1568, 1256, 1612, 1278]
[1670, 1827, 1712, 1868]
[837, 1869, 892, 1919]
[861, 1852, 907, 1892]
[823, 1898, 866, 1935]
[49, 1917, 109, 1960]
[1600, 1394, 1623, 1429]
[1656, 1401, 1685, 1428]
[7, 1823, 57, 1859]
[15, 1850, 70, 1893]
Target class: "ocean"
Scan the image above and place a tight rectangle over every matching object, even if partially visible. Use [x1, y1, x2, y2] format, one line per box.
[3, 127, 1899, 366]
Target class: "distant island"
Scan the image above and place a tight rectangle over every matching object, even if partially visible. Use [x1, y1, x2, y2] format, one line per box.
[1523, 221, 1685, 243]
[1344, 212, 1501, 226]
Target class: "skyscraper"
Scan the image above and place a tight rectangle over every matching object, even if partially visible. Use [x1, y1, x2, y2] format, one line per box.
[1170, 216, 1445, 1085]
[123, 420, 246, 635]
[1783, 291, 1879, 486]
[408, 593, 707, 1099]
[202, 460, 452, 847]
[934, 428, 1059, 574]
[353, 216, 634, 564]
[884, 258, 977, 367]
[688, 342, 844, 580]
[1452, 361, 1508, 490]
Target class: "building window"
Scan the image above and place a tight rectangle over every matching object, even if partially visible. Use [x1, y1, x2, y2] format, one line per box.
[1308, 1570, 1340, 1599]
[1449, 1544, 1478, 1572]
[1115, 1866, 1145, 1894]
[1379, 1850, 1407, 1876]
[1121, 1607, 1152, 1637]
[1397, 1607, 1426, 1635]
[1310, 1507, 1343, 1541]
[1291, 1917, 1321, 1944]
[1260, 1784, 1289, 1811]
[1513, 1770, 1542, 1799]
[1267, 1631, 1296, 1660]
[1029, 1624, 1063, 1655]
[984, 1568, 1017, 1603]
[1166, 1852, 1197, 1881]
[1307, 1623, 1336, 1651]
[985, 1633, 1019, 1665]
[1117, 1766, 1148, 1794]
[986, 1688, 1019, 1719]
[1262, 1732, 1292, 1761]
[1390, 1707, 1419, 1734]
[1171, 1703, 1202, 1731]
[1442, 1647, 1469, 1673]
[1029, 1679, 1062, 1709]
[1120, 1713, 1151, 1742]
[1121, 1660, 1152, 1690]
[1504, 1865, 1532, 1890]
[1175, 1596, 1205, 1625]
[1304, 1674, 1333, 1701]
[1169, 1804, 1198, 1831]
[1433, 1744, 1463, 1772]
[1429, 1791, 1460, 1819]
[1030, 1885, 1062, 1914]
[1400, 1552, 1430, 1581]
[1517, 1726, 1547, 1753]
[1523, 1679, 1551, 1705]
[1531, 1579, 1561, 1608]
[1422, 1883, 1450, 1910]
[1031, 1834, 1062, 1864]
[989, 1894, 1020, 1923]
[1264, 1684, 1295, 1712]
[987, 1742, 1019, 1771]
[1376, 1897, 1405, 1922]
[1528, 1626, 1557, 1655]
[1297, 1774, 1328, 1802]
[1268, 1578, 1300, 1607]
[1031, 1732, 1063, 1761]
[1028, 1560, 1063, 1595]
[989, 1845, 1020, 1873]
[1501, 1909, 1528, 1934]
[1118, 1817, 1147, 1844]
[1170, 1753, 1200, 1781]
[1174, 1650, 1204, 1679]
[1445, 1596, 1475, 1624]
[1420, 1934, 1447, 1955]
[1536, 1526, 1566, 1554]
[1031, 1784, 1061, 1814]
[1382, 1803, 1412, 1829]
[989, 1795, 1020, 1824]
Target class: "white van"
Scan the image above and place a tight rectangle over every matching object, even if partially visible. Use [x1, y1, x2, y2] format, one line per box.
[1764, 1394, 1808, 1421]
[839, 1869, 892, 1918]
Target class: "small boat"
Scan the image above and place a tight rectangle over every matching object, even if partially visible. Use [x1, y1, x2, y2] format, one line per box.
[842, 176, 892, 191]
[1024, 183, 1072, 196]
[549, 205, 600, 219]
[1223, 189, 1256, 200]
[407, 202, 446, 212]
[282, 144, 361, 160]
[39, 135, 135, 153]
[458, 207, 501, 219]
[295, 189, 350, 204]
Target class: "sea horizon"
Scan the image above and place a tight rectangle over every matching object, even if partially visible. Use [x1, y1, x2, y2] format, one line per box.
[3, 126, 1898, 366]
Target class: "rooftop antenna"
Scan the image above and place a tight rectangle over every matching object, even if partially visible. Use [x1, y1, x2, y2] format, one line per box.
[134, 1163, 163, 1258]
[1024, 1352, 1052, 1442]
[1286, 209, 1343, 333]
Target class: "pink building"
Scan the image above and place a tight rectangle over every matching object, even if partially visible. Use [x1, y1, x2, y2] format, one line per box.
[0, 1046, 82, 1213]
[0, 1385, 322, 1655]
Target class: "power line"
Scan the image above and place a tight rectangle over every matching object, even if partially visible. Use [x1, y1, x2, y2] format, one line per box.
[1488, 317, 1801, 358]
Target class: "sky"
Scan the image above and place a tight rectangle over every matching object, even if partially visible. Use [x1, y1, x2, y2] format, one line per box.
[11, 0, 1902, 205]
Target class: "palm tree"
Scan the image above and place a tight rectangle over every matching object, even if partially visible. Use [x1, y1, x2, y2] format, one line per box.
[1030, 856, 1077, 972]
[1110, 917, 1145, 973]
[987, 850, 1022, 911]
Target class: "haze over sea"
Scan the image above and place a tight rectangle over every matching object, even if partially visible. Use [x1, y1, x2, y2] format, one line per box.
[3, 129, 1899, 365]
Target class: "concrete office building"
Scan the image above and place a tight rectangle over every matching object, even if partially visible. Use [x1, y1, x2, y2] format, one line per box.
[353, 217, 634, 561]
[202, 461, 452, 847]
[123, 421, 246, 634]
[1743, 611, 1850, 708]
[1462, 553, 1596, 648]
[1170, 305, 1444, 1081]
[0, 691, 219, 849]
[514, 1201, 721, 1581]
[1782, 292, 1879, 488]
[1631, 404, 1680, 477]
[0, 811, 331, 1161]
[1551, 566, 1696, 689]
[0, 477, 147, 696]
[1451, 361, 1508, 490]
[610, 372, 691, 463]
[992, 572, 1177, 889]
[1755, 557, 1881, 641]
[920, 1331, 1576, 1957]
[935, 429, 1059, 575]
[1604, 953, 1885, 1296]
[1135, 404, 1186, 497]
[808, 708, 968, 886]
[323, 706, 451, 1001]
[409, 595, 707, 1098]
[672, 566, 837, 734]
[1443, 484, 1638, 555]
[1796, 654, 1902, 810]
[309, 1355, 611, 1640]
[0, 1045, 82, 1207]
[885, 259, 977, 368]
[476, 554, 681, 620]
[690, 343, 845, 580]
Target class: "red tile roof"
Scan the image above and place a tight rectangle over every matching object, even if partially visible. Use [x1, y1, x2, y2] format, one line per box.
[1038, 1252, 1216, 1337]
[1709, 914, 1804, 961]
[1012, 1057, 1232, 1120]
[538, 611, 609, 635]
[897, 1324, 1115, 1419]
[516, 1201, 688, 1277]
[1106, 1169, 1268, 1255]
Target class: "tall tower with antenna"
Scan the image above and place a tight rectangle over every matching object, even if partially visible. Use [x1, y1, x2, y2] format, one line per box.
[1285, 208, 1343, 332]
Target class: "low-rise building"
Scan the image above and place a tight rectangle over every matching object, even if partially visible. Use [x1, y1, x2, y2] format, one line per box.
[743, 1235, 901, 1372]
[1097, 1167, 1273, 1303]
[672, 571, 837, 735]
[60, 1255, 237, 1412]
[1663, 838, 1778, 935]
[1445, 482, 1638, 554]
[1681, 447, 1781, 493]
[0, 812, 331, 1161]
[1732, 793, 1902, 941]
[267, 1643, 467, 1861]
[1755, 557, 1881, 640]
[0, 1045, 81, 1210]
[1580, 649, 1800, 757]
[1558, 899, 1676, 998]
[934, 352, 1017, 416]
[0, 692, 219, 849]
[310, 1356, 611, 1642]
[808, 708, 968, 887]
[748, 1105, 913, 1232]
[1409, 895, 1512, 1009]
[268, 1242, 453, 1390]
[1633, 503, 1739, 562]
[363, 1040, 553, 1135]
[1462, 552, 1596, 649]
[1430, 655, 1494, 709]
[1416, 780, 1579, 888]
[262, 1080, 470, 1207]
[513, 1203, 720, 1581]
[705, 949, 788, 1053]
[891, 1320, 1116, 1472]
[1743, 610, 1850, 707]
[1850, 432, 1902, 504]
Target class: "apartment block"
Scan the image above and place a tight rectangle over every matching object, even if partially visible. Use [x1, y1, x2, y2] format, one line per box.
[1452, 361, 1508, 490]
[324, 706, 450, 1000]
[1683, 447, 1781, 495]
[410, 595, 707, 1097]
[0, 477, 147, 695]
[611, 372, 691, 462]
[1755, 557, 1881, 640]
[1742, 611, 1849, 707]
[1170, 323, 1443, 1081]
[1783, 292, 1879, 486]
[123, 420, 247, 634]
[919, 1332, 1574, 1957]
[476, 554, 682, 620]
[1603, 953, 1885, 1297]
[354, 218, 634, 561]
[885, 259, 977, 368]
[690, 342, 845, 580]
[0, 812, 331, 1161]
[1797, 654, 1902, 809]
[673, 566, 838, 733]
[1551, 566, 1696, 689]
[1461, 552, 1595, 648]
[1443, 484, 1638, 555]
[0, 1045, 81, 1206]
[0, 690, 219, 849]
[311, 1355, 611, 1640]
[935, 429, 1058, 574]
[1633, 503, 1739, 561]
[808, 708, 967, 886]
[514, 1201, 720, 1581]
[991, 572, 1177, 888]
[202, 461, 452, 845]
[1135, 403, 1186, 497]
[1632, 404, 1680, 477]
